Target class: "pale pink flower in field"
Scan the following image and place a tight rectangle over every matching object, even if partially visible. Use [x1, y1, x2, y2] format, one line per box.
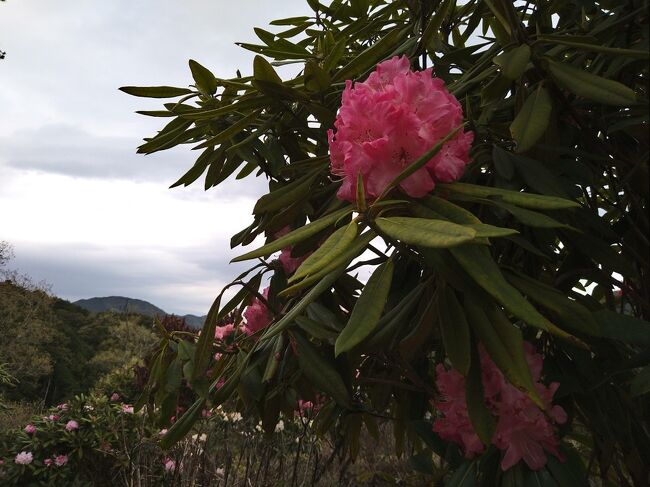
[163, 457, 176, 473]
[242, 287, 272, 336]
[328, 55, 473, 202]
[24, 424, 36, 434]
[44, 458, 53, 467]
[121, 405, 134, 414]
[54, 455, 68, 467]
[47, 414, 60, 421]
[110, 392, 120, 401]
[159, 428, 168, 437]
[65, 420, 79, 431]
[14, 451, 33, 465]
[56, 403, 68, 411]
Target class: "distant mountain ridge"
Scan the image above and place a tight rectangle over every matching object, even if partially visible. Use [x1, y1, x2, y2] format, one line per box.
[73, 296, 205, 328]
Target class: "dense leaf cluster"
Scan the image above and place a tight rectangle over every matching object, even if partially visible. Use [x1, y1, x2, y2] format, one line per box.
[124, 1, 649, 485]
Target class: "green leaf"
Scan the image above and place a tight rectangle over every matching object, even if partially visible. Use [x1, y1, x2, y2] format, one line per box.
[333, 28, 406, 82]
[465, 301, 543, 407]
[451, 245, 576, 342]
[593, 310, 650, 346]
[304, 60, 331, 92]
[290, 222, 358, 283]
[281, 230, 375, 296]
[376, 217, 476, 248]
[254, 169, 321, 214]
[630, 366, 650, 397]
[194, 109, 262, 149]
[493, 44, 531, 80]
[189, 59, 219, 95]
[537, 36, 650, 59]
[232, 207, 352, 261]
[438, 287, 471, 375]
[465, 344, 496, 445]
[160, 397, 206, 449]
[547, 59, 637, 106]
[438, 182, 579, 209]
[465, 223, 518, 238]
[492, 201, 571, 229]
[253, 55, 283, 84]
[505, 271, 600, 336]
[510, 85, 553, 153]
[447, 460, 477, 487]
[420, 195, 481, 224]
[293, 330, 351, 407]
[262, 335, 285, 382]
[335, 259, 394, 356]
[119, 86, 193, 98]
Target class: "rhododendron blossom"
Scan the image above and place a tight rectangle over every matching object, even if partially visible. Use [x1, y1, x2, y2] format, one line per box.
[54, 455, 68, 467]
[14, 452, 33, 465]
[24, 424, 36, 434]
[65, 420, 79, 431]
[163, 458, 176, 473]
[328, 55, 473, 202]
[214, 323, 235, 341]
[242, 287, 272, 336]
[275, 226, 309, 275]
[433, 343, 567, 471]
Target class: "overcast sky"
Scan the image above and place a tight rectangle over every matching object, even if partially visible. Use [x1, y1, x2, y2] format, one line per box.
[0, 0, 309, 315]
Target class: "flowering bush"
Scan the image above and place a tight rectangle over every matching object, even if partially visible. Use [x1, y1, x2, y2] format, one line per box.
[123, 2, 649, 486]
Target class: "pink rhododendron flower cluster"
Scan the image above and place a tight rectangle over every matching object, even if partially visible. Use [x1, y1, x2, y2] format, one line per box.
[54, 455, 68, 467]
[14, 451, 33, 465]
[24, 424, 36, 434]
[110, 392, 120, 401]
[214, 323, 235, 341]
[433, 343, 567, 471]
[328, 55, 473, 202]
[163, 457, 176, 473]
[242, 287, 272, 336]
[65, 420, 79, 431]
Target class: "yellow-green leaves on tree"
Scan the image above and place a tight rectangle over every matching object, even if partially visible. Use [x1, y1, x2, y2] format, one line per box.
[465, 344, 496, 445]
[290, 223, 358, 283]
[376, 217, 476, 248]
[465, 301, 542, 408]
[304, 60, 331, 92]
[510, 85, 552, 153]
[189, 60, 219, 95]
[253, 55, 283, 85]
[493, 44, 531, 80]
[438, 288, 471, 375]
[547, 60, 637, 106]
[119, 85, 193, 98]
[438, 182, 579, 210]
[293, 330, 351, 407]
[335, 259, 394, 356]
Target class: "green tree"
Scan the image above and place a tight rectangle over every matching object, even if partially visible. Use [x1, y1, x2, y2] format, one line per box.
[126, 1, 649, 485]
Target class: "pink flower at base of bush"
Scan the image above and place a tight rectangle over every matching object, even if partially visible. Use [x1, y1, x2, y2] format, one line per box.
[110, 392, 120, 401]
[121, 405, 134, 414]
[14, 451, 33, 465]
[432, 343, 567, 471]
[44, 458, 53, 467]
[56, 403, 68, 411]
[54, 455, 68, 467]
[47, 414, 60, 421]
[65, 420, 79, 431]
[328, 55, 473, 202]
[24, 424, 36, 434]
[163, 458, 176, 473]
[242, 287, 272, 336]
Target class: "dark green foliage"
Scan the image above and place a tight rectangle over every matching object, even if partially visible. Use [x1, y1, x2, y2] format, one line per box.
[124, 1, 649, 485]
